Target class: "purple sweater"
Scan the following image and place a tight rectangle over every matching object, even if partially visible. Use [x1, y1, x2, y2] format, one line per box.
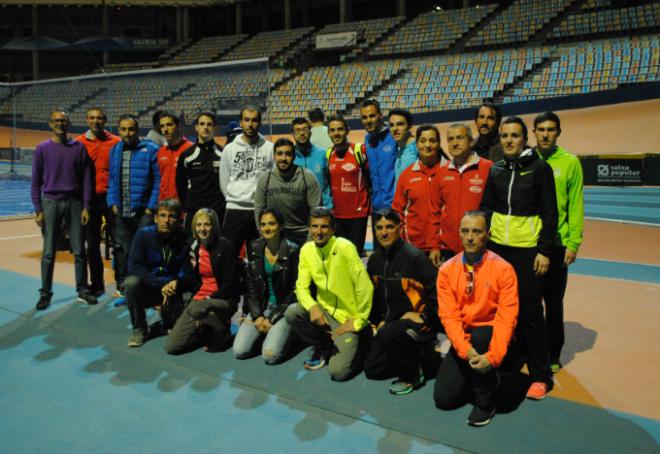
[31, 138, 93, 212]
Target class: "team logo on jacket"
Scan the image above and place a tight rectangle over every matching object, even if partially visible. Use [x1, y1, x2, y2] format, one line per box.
[410, 176, 422, 183]
[469, 176, 484, 186]
[383, 145, 394, 154]
[444, 175, 455, 181]
[469, 186, 482, 193]
[342, 163, 357, 172]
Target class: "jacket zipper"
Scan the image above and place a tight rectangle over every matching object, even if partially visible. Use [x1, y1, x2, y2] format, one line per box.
[506, 167, 515, 244]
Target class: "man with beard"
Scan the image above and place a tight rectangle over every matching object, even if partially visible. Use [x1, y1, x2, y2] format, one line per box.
[472, 102, 503, 162]
[176, 111, 226, 235]
[254, 138, 321, 246]
[220, 105, 274, 253]
[292, 117, 332, 208]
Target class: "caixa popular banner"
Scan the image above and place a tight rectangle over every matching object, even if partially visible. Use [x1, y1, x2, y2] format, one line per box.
[581, 154, 644, 185]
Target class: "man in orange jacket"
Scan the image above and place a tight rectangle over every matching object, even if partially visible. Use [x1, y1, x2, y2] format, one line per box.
[75, 107, 120, 295]
[157, 112, 192, 202]
[434, 210, 519, 427]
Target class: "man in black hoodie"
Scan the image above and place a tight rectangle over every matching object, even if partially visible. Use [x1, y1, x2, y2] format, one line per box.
[176, 111, 226, 235]
[364, 209, 441, 396]
[472, 102, 503, 163]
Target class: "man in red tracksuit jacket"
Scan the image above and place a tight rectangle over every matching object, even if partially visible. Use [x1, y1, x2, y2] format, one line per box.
[75, 107, 120, 295]
[157, 112, 193, 202]
[428, 123, 492, 267]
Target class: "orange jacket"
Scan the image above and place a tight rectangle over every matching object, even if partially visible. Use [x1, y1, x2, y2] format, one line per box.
[437, 250, 518, 367]
[157, 138, 193, 201]
[74, 130, 120, 194]
[428, 156, 492, 254]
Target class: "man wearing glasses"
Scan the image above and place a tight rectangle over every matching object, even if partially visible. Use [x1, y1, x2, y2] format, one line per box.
[291, 117, 332, 208]
[434, 210, 519, 427]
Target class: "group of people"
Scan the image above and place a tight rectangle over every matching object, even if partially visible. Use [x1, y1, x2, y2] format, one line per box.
[30, 98, 583, 427]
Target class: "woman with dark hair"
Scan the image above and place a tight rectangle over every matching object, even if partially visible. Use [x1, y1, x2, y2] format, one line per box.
[233, 208, 300, 364]
[165, 208, 240, 354]
[480, 116, 558, 400]
[392, 124, 446, 252]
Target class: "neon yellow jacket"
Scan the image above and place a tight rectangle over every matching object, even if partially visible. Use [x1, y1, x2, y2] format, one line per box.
[537, 145, 584, 253]
[295, 236, 373, 331]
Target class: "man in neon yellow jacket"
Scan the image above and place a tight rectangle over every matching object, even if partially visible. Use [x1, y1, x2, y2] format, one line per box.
[285, 206, 374, 381]
[533, 111, 584, 373]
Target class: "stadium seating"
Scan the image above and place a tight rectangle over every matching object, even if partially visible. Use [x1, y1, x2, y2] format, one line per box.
[467, 0, 573, 47]
[169, 34, 248, 66]
[363, 47, 553, 116]
[221, 28, 313, 63]
[266, 60, 406, 124]
[370, 5, 496, 56]
[312, 16, 405, 60]
[505, 36, 660, 102]
[550, 3, 660, 40]
[581, 0, 612, 11]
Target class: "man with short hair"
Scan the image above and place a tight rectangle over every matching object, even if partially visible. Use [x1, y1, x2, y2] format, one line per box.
[176, 111, 226, 235]
[125, 198, 188, 347]
[107, 114, 161, 295]
[75, 107, 120, 296]
[145, 110, 167, 147]
[326, 115, 370, 255]
[472, 102, 503, 162]
[364, 209, 441, 395]
[533, 111, 584, 373]
[254, 138, 321, 246]
[387, 108, 418, 185]
[157, 112, 193, 202]
[428, 123, 493, 267]
[32, 110, 95, 309]
[291, 117, 332, 208]
[308, 107, 333, 150]
[434, 211, 519, 427]
[285, 207, 373, 381]
[360, 99, 398, 212]
[219, 105, 274, 252]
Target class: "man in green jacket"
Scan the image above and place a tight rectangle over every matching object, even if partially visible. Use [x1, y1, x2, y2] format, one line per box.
[534, 111, 584, 373]
[285, 207, 374, 381]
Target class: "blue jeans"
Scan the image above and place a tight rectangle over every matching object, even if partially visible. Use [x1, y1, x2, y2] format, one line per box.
[40, 197, 86, 295]
[233, 312, 293, 365]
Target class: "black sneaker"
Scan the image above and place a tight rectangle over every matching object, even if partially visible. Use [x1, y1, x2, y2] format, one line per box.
[77, 289, 98, 305]
[90, 284, 105, 297]
[467, 405, 496, 427]
[36, 294, 52, 311]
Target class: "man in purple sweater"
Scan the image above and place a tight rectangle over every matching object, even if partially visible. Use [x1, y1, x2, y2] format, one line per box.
[31, 110, 95, 310]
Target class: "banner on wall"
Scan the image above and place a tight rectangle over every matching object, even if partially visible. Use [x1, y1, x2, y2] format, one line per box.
[316, 32, 358, 50]
[581, 154, 645, 185]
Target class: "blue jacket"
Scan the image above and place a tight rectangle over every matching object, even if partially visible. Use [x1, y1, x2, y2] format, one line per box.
[394, 140, 418, 188]
[128, 225, 188, 289]
[294, 143, 333, 208]
[107, 139, 161, 213]
[365, 128, 398, 210]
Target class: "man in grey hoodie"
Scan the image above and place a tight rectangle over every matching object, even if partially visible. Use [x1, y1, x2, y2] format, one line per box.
[220, 105, 274, 251]
[254, 138, 322, 246]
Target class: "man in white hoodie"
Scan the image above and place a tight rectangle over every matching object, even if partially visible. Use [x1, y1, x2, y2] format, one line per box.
[220, 105, 274, 252]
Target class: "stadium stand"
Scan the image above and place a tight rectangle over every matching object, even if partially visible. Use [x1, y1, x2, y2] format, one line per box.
[505, 35, 660, 102]
[169, 34, 248, 66]
[266, 60, 406, 124]
[357, 47, 553, 116]
[94, 61, 160, 73]
[312, 16, 405, 60]
[581, 0, 612, 11]
[221, 28, 314, 63]
[370, 5, 496, 56]
[467, 0, 574, 47]
[550, 3, 660, 41]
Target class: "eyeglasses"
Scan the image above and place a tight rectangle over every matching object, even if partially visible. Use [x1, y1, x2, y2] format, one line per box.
[465, 270, 474, 296]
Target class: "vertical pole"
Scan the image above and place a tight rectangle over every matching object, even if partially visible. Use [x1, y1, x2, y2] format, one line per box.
[32, 6, 39, 80]
[284, 0, 291, 30]
[102, 4, 110, 66]
[235, 2, 243, 35]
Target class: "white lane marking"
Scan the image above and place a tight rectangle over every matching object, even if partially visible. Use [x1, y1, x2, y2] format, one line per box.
[0, 234, 40, 241]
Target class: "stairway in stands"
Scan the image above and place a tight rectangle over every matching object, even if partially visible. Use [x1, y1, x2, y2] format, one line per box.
[526, 0, 590, 47]
[494, 56, 560, 103]
[450, 0, 516, 53]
